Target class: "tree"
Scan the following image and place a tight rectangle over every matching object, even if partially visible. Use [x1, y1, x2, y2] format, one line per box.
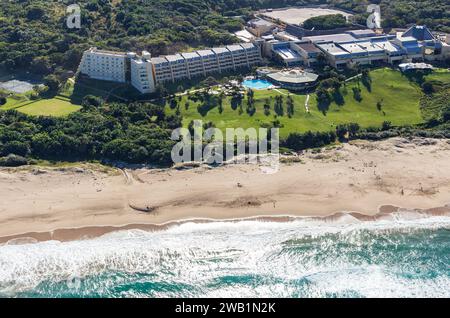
[286, 95, 294, 118]
[316, 88, 331, 114]
[30, 56, 53, 75]
[155, 84, 168, 98]
[382, 121, 392, 130]
[169, 98, 178, 109]
[2, 141, 30, 157]
[218, 92, 224, 114]
[352, 87, 363, 102]
[421, 81, 434, 94]
[43, 75, 61, 92]
[263, 99, 271, 116]
[348, 123, 360, 137]
[303, 14, 348, 30]
[81, 95, 104, 110]
[0, 96, 6, 106]
[441, 106, 450, 122]
[377, 99, 383, 111]
[26, 6, 46, 21]
[274, 95, 284, 116]
[336, 125, 346, 141]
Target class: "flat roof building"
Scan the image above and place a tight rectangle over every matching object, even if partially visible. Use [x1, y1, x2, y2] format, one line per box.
[304, 33, 356, 44]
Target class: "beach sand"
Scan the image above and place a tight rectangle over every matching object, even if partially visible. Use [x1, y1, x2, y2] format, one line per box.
[1, 137, 449, 242]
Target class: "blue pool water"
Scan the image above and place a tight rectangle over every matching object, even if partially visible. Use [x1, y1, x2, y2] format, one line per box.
[0, 214, 449, 298]
[242, 79, 273, 90]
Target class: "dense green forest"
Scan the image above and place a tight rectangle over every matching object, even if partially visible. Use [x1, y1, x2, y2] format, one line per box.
[0, 98, 181, 165]
[0, 0, 449, 74]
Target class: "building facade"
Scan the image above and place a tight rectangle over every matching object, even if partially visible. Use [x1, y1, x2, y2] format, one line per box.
[78, 48, 127, 83]
[78, 43, 262, 94]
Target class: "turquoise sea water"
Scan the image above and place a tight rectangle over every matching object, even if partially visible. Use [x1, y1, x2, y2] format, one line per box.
[0, 213, 449, 298]
[242, 79, 273, 90]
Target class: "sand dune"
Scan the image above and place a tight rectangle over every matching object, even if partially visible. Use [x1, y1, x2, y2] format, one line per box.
[1, 137, 449, 242]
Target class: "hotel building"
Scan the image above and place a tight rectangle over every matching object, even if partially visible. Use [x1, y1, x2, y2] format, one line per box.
[78, 43, 262, 94]
[78, 48, 127, 83]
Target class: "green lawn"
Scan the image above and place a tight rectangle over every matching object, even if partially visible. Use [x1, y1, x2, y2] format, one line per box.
[17, 97, 81, 117]
[2, 93, 81, 117]
[166, 68, 425, 137]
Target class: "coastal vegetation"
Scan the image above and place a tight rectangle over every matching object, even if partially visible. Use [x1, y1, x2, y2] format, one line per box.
[1, 67, 449, 165]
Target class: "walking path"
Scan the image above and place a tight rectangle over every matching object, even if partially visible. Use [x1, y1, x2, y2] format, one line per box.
[273, 88, 287, 95]
[305, 94, 310, 112]
[345, 73, 362, 82]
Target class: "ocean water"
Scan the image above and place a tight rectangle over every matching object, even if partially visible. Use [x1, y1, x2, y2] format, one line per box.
[0, 213, 449, 298]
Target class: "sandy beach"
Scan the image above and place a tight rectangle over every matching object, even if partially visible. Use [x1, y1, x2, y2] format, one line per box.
[1, 137, 449, 242]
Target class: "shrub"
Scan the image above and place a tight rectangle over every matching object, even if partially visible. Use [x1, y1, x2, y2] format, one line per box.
[0, 154, 28, 167]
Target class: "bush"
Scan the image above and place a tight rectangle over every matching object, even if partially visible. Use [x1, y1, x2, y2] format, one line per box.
[421, 81, 434, 94]
[82, 95, 104, 109]
[283, 131, 336, 151]
[0, 154, 28, 167]
[0, 96, 6, 106]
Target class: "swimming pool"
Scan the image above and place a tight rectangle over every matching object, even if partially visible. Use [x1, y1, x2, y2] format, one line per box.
[242, 79, 273, 90]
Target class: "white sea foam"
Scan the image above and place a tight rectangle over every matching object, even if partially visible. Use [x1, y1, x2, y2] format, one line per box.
[0, 214, 449, 297]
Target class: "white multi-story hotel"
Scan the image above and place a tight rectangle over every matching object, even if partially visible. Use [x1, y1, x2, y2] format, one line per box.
[78, 48, 127, 83]
[78, 43, 262, 94]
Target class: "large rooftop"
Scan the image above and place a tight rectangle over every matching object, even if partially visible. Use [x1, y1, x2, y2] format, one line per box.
[227, 44, 245, 52]
[374, 40, 402, 53]
[296, 42, 322, 53]
[240, 43, 257, 50]
[150, 57, 168, 65]
[315, 42, 349, 56]
[181, 52, 200, 60]
[196, 49, 215, 57]
[165, 54, 185, 62]
[212, 47, 230, 54]
[357, 41, 385, 54]
[347, 29, 377, 38]
[261, 7, 353, 26]
[304, 33, 356, 43]
[338, 42, 368, 54]
[88, 47, 127, 57]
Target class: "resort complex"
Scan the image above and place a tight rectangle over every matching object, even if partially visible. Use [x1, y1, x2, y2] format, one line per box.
[78, 10, 450, 95]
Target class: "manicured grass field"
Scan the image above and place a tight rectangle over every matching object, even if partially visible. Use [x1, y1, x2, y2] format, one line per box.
[2, 93, 81, 117]
[166, 68, 425, 137]
[17, 97, 82, 117]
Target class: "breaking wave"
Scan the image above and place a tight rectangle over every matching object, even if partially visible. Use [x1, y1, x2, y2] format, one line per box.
[0, 212, 449, 298]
